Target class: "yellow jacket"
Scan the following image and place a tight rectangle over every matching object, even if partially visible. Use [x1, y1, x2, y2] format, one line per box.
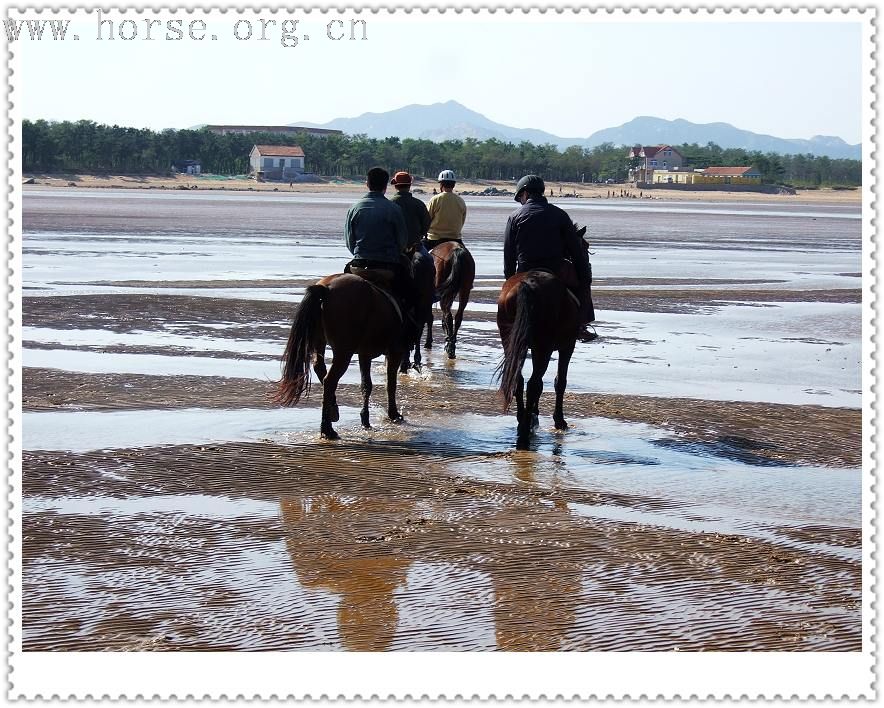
[426, 191, 467, 240]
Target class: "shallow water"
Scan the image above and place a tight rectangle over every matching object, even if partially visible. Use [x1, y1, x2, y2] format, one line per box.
[20, 189, 863, 652]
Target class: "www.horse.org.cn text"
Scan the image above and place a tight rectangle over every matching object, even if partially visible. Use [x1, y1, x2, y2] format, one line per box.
[4, 12, 369, 48]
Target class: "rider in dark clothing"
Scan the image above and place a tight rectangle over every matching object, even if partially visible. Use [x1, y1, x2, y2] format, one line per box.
[389, 171, 431, 252]
[504, 174, 597, 342]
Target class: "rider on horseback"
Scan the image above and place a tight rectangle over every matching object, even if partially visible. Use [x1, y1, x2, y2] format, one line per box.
[344, 167, 417, 337]
[423, 169, 467, 251]
[389, 171, 434, 267]
[504, 174, 598, 342]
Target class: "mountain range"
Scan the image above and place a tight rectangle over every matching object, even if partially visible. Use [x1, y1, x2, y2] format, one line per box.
[292, 100, 861, 160]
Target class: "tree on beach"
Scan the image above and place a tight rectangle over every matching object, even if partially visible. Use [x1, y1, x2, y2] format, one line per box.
[21, 119, 862, 188]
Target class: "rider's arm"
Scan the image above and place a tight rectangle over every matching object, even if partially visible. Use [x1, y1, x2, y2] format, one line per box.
[343, 206, 357, 255]
[391, 204, 408, 253]
[419, 202, 431, 237]
[503, 214, 517, 279]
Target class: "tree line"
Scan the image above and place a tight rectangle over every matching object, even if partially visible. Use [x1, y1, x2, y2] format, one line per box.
[22, 119, 862, 187]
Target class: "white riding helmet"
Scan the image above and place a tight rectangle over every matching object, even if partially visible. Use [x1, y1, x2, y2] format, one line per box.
[438, 169, 456, 182]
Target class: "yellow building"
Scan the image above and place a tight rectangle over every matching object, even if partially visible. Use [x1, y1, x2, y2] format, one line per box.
[653, 166, 762, 185]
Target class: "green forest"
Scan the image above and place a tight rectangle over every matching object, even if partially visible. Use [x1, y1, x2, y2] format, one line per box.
[22, 119, 862, 187]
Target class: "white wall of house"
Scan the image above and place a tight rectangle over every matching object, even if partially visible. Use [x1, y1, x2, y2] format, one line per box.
[249, 148, 305, 174]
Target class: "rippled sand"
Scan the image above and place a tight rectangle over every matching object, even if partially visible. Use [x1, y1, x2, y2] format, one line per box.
[20, 190, 863, 651]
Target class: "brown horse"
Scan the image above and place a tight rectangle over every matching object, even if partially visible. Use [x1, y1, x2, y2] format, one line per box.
[276, 273, 406, 439]
[399, 249, 436, 373]
[496, 269, 579, 450]
[429, 241, 475, 359]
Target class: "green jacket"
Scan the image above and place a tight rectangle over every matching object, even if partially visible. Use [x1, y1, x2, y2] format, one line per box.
[390, 191, 431, 249]
[344, 192, 408, 264]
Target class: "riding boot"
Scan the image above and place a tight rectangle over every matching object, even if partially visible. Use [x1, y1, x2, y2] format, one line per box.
[577, 284, 598, 342]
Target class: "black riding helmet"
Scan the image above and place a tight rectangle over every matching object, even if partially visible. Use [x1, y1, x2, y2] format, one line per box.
[514, 174, 545, 202]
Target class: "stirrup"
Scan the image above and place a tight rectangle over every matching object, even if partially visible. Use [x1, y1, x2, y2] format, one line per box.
[578, 325, 598, 343]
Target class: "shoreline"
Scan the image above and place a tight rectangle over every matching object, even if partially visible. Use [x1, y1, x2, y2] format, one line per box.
[23, 172, 862, 205]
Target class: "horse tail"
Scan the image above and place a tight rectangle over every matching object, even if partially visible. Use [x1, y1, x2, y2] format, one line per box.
[437, 246, 467, 304]
[496, 281, 535, 411]
[275, 284, 327, 407]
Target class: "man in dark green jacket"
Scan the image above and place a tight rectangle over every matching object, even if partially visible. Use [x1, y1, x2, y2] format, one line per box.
[389, 171, 430, 253]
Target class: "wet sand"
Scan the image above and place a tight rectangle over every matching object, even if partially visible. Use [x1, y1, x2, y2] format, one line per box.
[20, 189, 863, 651]
[25, 174, 862, 205]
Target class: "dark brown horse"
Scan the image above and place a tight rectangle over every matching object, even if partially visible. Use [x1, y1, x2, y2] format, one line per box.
[496, 269, 579, 450]
[276, 273, 406, 439]
[429, 241, 475, 359]
[400, 249, 436, 373]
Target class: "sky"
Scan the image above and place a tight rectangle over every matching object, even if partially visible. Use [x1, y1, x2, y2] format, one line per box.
[13, 9, 867, 144]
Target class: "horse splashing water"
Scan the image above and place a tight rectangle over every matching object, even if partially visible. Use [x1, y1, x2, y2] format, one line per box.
[495, 269, 580, 450]
[276, 273, 406, 439]
[429, 241, 475, 359]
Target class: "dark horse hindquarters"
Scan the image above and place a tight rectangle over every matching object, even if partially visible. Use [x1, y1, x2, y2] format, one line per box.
[276, 273, 407, 439]
[496, 271, 579, 449]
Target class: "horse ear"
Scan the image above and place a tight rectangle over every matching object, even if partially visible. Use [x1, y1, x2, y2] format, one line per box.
[576, 225, 587, 238]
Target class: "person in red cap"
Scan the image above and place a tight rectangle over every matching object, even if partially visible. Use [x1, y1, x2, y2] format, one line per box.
[389, 171, 431, 255]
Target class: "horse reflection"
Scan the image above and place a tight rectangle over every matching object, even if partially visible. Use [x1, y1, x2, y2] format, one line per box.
[280, 495, 412, 651]
[484, 489, 580, 650]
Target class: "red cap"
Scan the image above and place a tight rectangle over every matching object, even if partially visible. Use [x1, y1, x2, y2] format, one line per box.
[390, 171, 413, 187]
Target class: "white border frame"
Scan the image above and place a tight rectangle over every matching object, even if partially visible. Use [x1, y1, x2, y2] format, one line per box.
[4, 4, 877, 700]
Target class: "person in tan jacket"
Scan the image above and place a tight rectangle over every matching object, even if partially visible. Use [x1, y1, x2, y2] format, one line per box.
[423, 169, 467, 251]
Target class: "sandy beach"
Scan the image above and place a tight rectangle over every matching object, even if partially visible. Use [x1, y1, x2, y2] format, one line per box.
[24, 172, 862, 205]
[20, 186, 863, 651]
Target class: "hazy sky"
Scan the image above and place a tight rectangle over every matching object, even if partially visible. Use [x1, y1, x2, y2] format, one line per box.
[14, 10, 866, 143]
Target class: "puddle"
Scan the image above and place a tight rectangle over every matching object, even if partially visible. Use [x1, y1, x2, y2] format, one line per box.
[23, 493, 280, 520]
[23, 406, 358, 451]
[406, 412, 859, 528]
[23, 326, 285, 356]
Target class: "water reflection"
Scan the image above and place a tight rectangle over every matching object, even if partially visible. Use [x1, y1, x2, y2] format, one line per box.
[280, 494, 412, 651]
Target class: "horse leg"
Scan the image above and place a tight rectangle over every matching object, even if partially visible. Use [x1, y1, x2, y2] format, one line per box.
[442, 302, 456, 359]
[515, 371, 526, 425]
[359, 353, 373, 429]
[424, 311, 434, 349]
[412, 322, 424, 371]
[517, 351, 552, 449]
[554, 343, 575, 430]
[386, 352, 405, 423]
[320, 352, 352, 439]
[399, 343, 412, 374]
[312, 343, 327, 383]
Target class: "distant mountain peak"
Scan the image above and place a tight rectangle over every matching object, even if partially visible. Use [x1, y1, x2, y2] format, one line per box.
[290, 103, 860, 160]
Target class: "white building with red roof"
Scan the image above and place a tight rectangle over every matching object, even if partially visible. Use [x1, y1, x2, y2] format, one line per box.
[249, 144, 306, 181]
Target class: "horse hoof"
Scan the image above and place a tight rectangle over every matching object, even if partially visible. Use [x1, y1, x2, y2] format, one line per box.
[530, 414, 540, 430]
[554, 418, 568, 431]
[360, 412, 371, 428]
[424, 342, 433, 350]
[389, 413, 404, 424]
[321, 427, 339, 440]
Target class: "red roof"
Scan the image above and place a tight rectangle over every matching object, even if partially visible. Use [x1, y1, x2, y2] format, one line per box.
[253, 144, 305, 157]
[630, 145, 683, 158]
[703, 166, 758, 176]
